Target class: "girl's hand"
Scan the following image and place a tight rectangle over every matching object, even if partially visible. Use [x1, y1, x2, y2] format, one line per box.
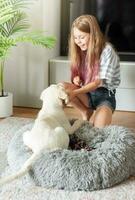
[73, 76, 82, 86]
[68, 90, 77, 101]
[61, 82, 80, 101]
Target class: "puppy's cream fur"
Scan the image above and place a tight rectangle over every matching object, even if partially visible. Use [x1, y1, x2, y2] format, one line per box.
[0, 84, 83, 186]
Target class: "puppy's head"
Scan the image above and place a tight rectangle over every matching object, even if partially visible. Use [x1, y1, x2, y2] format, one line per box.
[40, 84, 69, 107]
[57, 83, 69, 105]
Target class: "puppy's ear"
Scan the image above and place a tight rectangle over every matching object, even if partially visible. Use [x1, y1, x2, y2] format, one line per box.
[57, 84, 69, 104]
[58, 90, 69, 104]
[40, 90, 46, 101]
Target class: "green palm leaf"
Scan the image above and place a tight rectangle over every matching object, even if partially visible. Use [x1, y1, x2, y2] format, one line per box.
[0, 4, 16, 25]
[0, 0, 35, 8]
[0, 0, 56, 95]
[4, 11, 30, 36]
[0, 0, 35, 36]
[16, 32, 56, 49]
[0, 35, 16, 59]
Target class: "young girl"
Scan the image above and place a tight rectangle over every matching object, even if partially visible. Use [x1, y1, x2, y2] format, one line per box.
[63, 15, 120, 128]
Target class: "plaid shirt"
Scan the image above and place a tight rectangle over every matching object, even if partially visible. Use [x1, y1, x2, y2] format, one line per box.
[99, 43, 121, 90]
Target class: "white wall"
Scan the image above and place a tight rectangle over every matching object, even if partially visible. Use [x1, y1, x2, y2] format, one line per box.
[4, 0, 61, 108]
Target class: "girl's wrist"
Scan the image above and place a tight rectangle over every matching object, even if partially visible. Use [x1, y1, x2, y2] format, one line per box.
[73, 88, 81, 96]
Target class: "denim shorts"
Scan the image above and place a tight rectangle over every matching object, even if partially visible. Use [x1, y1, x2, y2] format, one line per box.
[87, 87, 116, 112]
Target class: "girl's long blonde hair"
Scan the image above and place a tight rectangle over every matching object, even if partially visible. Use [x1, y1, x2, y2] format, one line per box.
[69, 15, 106, 84]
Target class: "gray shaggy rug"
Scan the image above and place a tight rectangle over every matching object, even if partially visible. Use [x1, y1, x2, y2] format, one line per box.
[6, 120, 135, 191]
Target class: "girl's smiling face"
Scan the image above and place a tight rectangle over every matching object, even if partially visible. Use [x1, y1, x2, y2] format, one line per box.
[73, 27, 90, 51]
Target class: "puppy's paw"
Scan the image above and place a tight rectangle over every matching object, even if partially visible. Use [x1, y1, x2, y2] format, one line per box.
[23, 130, 31, 146]
[69, 119, 84, 134]
[73, 119, 84, 128]
[50, 148, 62, 153]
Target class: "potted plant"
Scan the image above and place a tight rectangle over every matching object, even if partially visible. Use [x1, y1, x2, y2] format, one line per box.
[0, 0, 56, 118]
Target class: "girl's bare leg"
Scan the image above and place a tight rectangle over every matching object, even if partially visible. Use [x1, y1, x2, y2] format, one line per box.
[92, 105, 112, 128]
[71, 96, 93, 120]
[62, 82, 93, 120]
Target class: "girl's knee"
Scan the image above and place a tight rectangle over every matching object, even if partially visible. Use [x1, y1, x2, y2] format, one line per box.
[93, 106, 112, 127]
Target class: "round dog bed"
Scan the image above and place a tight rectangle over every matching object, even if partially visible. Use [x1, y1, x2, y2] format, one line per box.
[7, 121, 135, 191]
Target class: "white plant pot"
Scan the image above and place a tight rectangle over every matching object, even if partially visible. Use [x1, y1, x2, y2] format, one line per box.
[0, 93, 13, 118]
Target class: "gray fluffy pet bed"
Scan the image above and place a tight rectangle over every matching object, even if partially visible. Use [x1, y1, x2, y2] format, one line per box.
[7, 120, 135, 191]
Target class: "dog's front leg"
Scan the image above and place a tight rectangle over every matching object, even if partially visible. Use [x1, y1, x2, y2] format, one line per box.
[68, 119, 84, 135]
